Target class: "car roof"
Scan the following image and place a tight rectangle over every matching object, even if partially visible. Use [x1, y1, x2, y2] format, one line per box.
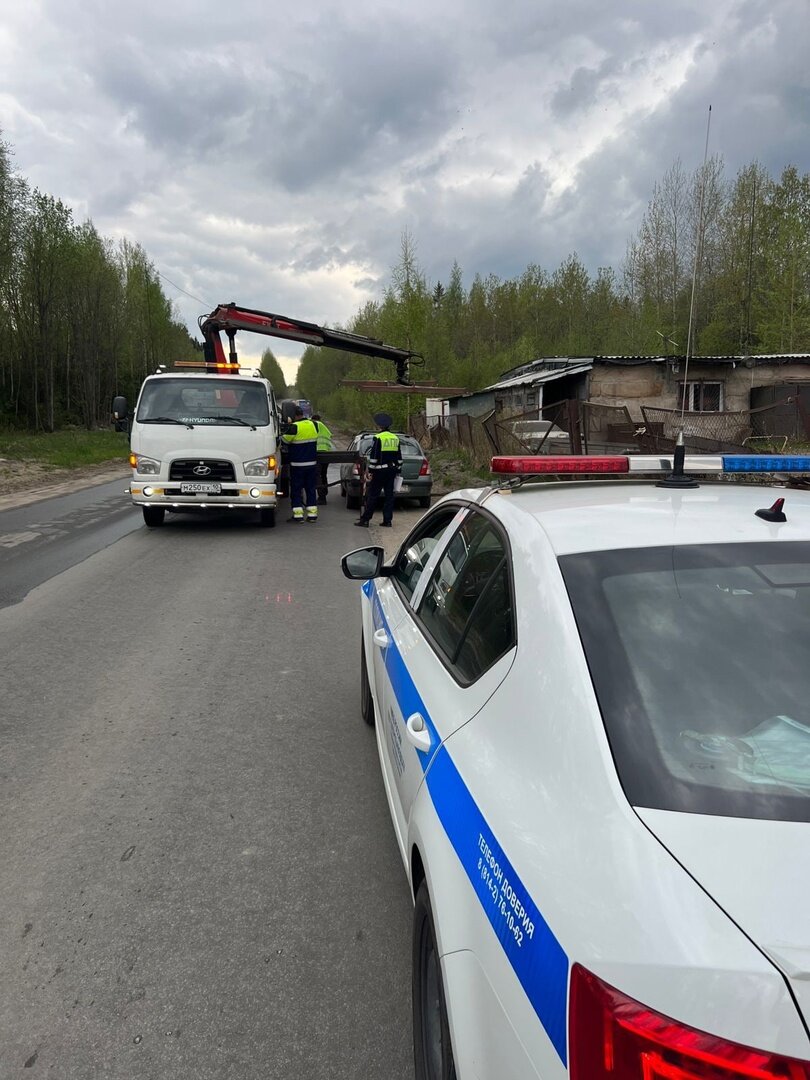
[353, 431, 422, 446]
[476, 480, 810, 556]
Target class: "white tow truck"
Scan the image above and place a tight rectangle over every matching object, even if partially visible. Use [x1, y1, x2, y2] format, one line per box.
[121, 364, 281, 528]
[112, 302, 424, 529]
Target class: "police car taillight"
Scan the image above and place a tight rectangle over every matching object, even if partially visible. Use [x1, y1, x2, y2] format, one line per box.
[569, 965, 810, 1079]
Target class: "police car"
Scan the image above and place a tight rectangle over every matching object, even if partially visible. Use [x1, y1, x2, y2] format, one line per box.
[341, 452, 810, 1080]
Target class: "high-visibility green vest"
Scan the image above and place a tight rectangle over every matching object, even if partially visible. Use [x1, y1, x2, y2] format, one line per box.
[377, 430, 400, 453]
[314, 420, 333, 452]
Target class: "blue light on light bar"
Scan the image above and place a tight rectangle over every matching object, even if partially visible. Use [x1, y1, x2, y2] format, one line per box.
[722, 455, 810, 472]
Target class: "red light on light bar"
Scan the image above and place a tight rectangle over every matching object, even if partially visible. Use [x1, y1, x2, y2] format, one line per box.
[491, 456, 629, 474]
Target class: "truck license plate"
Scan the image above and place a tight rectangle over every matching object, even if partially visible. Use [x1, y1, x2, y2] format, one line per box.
[180, 482, 222, 494]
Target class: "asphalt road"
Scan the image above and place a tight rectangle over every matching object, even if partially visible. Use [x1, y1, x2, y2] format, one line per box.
[0, 481, 417, 1079]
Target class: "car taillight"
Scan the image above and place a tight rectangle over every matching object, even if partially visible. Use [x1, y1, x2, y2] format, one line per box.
[352, 462, 360, 476]
[569, 965, 810, 1079]
[419, 459, 431, 476]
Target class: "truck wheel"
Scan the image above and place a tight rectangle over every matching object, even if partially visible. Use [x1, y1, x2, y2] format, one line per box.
[259, 508, 276, 528]
[142, 506, 165, 528]
[413, 881, 456, 1080]
[360, 635, 375, 726]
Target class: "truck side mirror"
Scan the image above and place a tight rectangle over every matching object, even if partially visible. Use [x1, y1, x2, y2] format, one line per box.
[112, 396, 128, 422]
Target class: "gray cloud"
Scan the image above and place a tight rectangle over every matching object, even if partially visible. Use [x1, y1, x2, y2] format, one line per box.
[1, 0, 808, 360]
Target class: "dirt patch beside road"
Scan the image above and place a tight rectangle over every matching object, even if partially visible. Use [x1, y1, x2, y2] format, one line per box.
[0, 460, 129, 510]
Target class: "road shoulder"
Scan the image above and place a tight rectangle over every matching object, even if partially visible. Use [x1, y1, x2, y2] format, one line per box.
[0, 465, 130, 512]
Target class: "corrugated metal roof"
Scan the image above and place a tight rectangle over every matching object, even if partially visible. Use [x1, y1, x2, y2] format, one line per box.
[486, 362, 593, 391]
[498, 354, 810, 377]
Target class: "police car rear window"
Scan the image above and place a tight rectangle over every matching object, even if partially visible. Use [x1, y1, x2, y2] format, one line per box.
[561, 541, 810, 822]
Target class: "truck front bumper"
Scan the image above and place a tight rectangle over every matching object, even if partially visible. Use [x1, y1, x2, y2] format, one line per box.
[129, 483, 277, 509]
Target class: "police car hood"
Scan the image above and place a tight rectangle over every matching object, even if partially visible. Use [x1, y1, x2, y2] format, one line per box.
[637, 808, 810, 1025]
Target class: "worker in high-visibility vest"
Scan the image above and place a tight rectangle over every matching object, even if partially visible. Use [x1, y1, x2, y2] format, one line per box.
[312, 413, 333, 504]
[354, 413, 402, 529]
[282, 408, 320, 522]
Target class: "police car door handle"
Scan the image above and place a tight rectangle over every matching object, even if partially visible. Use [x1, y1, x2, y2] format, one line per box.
[373, 628, 390, 648]
[405, 713, 432, 754]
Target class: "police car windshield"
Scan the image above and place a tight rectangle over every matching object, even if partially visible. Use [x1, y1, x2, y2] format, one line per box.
[561, 541, 810, 822]
[136, 378, 270, 426]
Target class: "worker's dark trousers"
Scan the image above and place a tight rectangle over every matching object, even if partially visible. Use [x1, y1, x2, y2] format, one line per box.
[290, 465, 319, 517]
[360, 468, 396, 524]
[317, 462, 329, 503]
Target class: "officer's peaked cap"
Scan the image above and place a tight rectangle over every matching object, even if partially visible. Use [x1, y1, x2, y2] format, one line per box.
[373, 412, 393, 428]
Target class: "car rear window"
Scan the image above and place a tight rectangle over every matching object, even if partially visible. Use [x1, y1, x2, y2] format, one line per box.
[560, 541, 810, 821]
[399, 437, 423, 455]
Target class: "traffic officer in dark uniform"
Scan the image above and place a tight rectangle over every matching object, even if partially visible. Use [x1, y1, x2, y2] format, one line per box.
[354, 413, 402, 528]
[282, 408, 320, 522]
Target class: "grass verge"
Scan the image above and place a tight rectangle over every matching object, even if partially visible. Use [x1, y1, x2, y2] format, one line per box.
[0, 430, 130, 468]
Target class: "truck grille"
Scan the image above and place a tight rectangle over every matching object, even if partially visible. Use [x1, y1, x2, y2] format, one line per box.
[169, 459, 235, 482]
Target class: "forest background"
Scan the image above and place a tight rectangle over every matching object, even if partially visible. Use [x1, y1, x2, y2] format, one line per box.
[2, 122, 808, 434]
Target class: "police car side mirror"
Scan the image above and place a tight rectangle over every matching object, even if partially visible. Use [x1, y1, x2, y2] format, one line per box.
[341, 547, 387, 580]
[112, 395, 128, 421]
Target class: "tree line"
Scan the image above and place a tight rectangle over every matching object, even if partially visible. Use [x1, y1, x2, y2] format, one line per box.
[0, 133, 198, 431]
[3, 127, 807, 434]
[299, 158, 810, 429]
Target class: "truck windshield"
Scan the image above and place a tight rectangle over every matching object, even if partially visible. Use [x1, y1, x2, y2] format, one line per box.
[136, 379, 270, 426]
[560, 541, 810, 822]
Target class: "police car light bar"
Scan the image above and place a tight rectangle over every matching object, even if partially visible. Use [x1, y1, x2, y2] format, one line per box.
[491, 454, 810, 475]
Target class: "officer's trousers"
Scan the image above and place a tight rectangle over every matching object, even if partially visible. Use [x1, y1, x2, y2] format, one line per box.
[360, 468, 396, 524]
[290, 464, 319, 519]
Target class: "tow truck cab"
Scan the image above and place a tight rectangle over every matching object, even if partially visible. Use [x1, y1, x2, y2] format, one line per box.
[118, 366, 281, 528]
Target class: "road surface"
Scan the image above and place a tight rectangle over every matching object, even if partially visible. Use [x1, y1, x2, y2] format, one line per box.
[0, 478, 420, 1079]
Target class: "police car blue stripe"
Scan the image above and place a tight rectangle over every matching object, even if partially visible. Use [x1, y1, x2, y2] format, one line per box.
[363, 579, 569, 1065]
[384, 637, 437, 769]
[425, 746, 569, 1065]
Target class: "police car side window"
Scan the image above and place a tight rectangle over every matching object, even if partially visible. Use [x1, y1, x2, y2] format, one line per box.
[418, 514, 515, 683]
[391, 508, 459, 603]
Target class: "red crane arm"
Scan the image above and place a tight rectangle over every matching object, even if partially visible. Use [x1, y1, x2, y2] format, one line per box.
[199, 302, 419, 385]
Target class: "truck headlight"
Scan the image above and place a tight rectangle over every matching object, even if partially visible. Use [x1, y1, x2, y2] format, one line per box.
[132, 455, 160, 475]
[243, 457, 271, 477]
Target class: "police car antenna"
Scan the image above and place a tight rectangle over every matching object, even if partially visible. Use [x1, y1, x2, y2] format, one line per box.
[660, 104, 712, 491]
[680, 105, 712, 430]
[656, 430, 700, 489]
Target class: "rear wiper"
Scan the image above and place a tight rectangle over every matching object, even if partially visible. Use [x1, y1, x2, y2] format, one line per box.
[140, 416, 194, 429]
[199, 416, 256, 430]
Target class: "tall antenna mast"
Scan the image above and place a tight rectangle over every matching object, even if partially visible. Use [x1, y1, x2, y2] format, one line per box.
[681, 105, 713, 423]
[660, 106, 713, 489]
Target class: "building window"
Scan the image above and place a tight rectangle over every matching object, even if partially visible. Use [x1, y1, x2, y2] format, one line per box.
[679, 381, 723, 412]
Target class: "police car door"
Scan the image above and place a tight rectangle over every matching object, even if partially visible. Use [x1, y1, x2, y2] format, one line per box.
[383, 506, 517, 840]
[374, 504, 469, 852]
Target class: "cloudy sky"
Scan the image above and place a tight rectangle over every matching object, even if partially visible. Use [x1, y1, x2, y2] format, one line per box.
[3, 0, 809, 379]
